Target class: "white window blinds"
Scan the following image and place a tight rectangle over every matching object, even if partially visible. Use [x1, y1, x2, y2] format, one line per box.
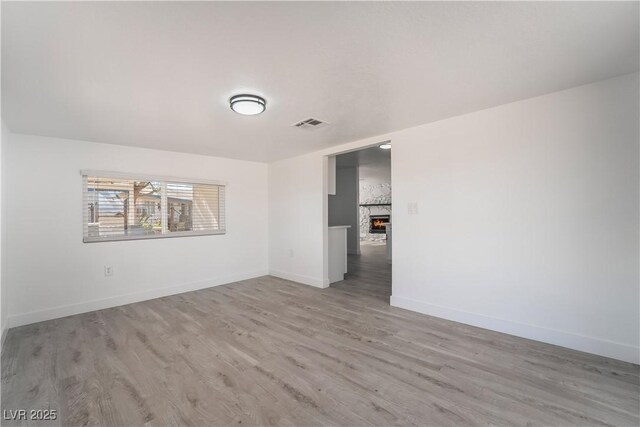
[82, 171, 226, 242]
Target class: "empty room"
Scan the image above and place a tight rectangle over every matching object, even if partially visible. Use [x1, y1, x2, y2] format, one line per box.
[1, 1, 638, 426]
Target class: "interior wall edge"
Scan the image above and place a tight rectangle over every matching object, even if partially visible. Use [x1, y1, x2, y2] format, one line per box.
[268, 270, 329, 289]
[390, 295, 640, 364]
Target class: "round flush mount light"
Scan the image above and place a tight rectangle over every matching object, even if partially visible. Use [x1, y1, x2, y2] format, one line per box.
[229, 94, 266, 115]
[379, 143, 392, 150]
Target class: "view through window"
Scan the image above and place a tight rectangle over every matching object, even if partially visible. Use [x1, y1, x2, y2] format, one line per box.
[83, 173, 225, 242]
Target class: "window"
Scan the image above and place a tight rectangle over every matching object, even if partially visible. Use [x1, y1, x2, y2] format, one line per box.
[82, 171, 225, 242]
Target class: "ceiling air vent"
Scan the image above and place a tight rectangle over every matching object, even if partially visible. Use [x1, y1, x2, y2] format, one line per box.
[292, 117, 329, 129]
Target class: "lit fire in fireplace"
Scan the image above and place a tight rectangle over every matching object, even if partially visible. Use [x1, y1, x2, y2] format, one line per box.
[372, 219, 386, 228]
[369, 215, 390, 233]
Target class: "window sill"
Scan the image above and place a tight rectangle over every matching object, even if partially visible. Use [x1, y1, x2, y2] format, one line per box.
[83, 230, 226, 243]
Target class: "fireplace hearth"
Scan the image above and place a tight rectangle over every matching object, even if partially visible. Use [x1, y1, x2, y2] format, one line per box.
[369, 215, 390, 234]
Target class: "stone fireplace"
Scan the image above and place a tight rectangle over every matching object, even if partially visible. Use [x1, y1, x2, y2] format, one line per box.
[359, 182, 391, 242]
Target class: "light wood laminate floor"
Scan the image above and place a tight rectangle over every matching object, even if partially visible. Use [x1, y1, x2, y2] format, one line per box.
[2, 245, 638, 426]
[331, 243, 392, 302]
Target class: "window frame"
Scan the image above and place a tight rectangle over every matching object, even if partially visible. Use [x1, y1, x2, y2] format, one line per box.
[81, 170, 227, 243]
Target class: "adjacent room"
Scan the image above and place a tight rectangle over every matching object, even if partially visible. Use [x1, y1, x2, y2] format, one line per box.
[1, 2, 638, 426]
[328, 145, 392, 301]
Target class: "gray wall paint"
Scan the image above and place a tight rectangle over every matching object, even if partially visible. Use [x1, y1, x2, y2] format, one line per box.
[329, 166, 359, 254]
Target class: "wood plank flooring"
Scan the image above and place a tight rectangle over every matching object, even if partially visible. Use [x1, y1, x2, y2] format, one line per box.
[331, 243, 391, 302]
[2, 244, 638, 426]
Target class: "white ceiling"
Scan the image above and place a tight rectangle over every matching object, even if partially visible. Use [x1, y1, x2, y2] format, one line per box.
[2, 2, 638, 162]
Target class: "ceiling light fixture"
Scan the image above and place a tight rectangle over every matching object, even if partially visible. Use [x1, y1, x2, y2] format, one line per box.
[230, 94, 266, 115]
[379, 143, 392, 150]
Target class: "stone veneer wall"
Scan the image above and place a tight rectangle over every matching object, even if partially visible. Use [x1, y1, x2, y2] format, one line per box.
[359, 183, 391, 241]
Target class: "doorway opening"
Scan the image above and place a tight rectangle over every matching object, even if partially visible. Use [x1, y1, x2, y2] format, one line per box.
[327, 144, 392, 302]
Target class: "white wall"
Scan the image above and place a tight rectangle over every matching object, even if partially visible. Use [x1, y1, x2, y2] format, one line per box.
[1, 123, 6, 348]
[268, 153, 327, 287]
[3, 132, 269, 327]
[329, 166, 359, 254]
[1, 4, 6, 349]
[391, 72, 639, 364]
[267, 72, 640, 363]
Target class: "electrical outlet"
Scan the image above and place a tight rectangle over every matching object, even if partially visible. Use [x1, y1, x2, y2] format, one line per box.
[104, 265, 113, 277]
[408, 202, 419, 215]
[288, 249, 294, 258]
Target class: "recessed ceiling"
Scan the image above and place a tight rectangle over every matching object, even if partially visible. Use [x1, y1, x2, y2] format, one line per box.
[2, 2, 638, 162]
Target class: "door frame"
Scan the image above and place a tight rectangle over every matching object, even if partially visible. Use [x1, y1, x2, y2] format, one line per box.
[322, 140, 392, 291]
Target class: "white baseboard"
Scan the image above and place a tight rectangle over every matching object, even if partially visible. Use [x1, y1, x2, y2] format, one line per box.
[7, 270, 269, 329]
[390, 295, 639, 365]
[269, 269, 329, 288]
